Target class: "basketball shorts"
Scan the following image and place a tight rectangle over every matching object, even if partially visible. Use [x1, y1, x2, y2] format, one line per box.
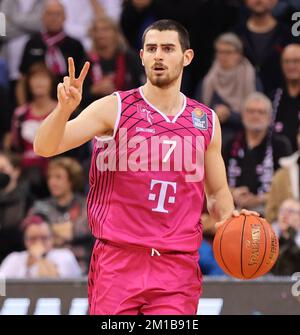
[88, 239, 202, 315]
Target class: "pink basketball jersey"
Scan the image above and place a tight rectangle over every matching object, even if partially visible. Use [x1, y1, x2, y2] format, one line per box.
[87, 87, 215, 252]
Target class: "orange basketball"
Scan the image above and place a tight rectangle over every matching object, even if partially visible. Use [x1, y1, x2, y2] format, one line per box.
[213, 214, 279, 280]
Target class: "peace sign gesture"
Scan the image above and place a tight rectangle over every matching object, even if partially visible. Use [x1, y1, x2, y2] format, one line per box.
[57, 57, 90, 114]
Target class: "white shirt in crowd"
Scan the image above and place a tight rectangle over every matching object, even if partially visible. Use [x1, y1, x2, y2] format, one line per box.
[61, 0, 122, 51]
[0, 249, 82, 279]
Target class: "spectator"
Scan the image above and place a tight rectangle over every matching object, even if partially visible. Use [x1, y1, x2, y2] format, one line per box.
[121, 0, 157, 50]
[272, 44, 300, 152]
[266, 126, 300, 223]
[19, 0, 86, 92]
[84, 15, 144, 105]
[0, 0, 45, 107]
[0, 215, 82, 278]
[9, 63, 57, 197]
[222, 92, 292, 214]
[234, 0, 298, 94]
[61, 0, 122, 51]
[29, 157, 92, 274]
[271, 198, 300, 275]
[200, 33, 258, 144]
[0, 151, 30, 263]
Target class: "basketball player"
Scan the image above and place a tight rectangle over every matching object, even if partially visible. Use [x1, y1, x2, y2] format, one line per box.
[34, 20, 257, 315]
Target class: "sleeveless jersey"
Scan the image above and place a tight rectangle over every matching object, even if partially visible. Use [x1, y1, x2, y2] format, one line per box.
[87, 87, 215, 252]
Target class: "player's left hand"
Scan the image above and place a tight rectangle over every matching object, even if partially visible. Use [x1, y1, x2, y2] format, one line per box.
[215, 209, 260, 229]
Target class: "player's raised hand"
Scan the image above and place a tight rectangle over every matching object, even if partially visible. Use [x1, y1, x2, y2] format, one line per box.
[57, 57, 90, 114]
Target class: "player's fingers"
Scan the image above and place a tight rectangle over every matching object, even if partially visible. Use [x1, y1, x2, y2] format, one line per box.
[63, 76, 70, 94]
[78, 61, 90, 83]
[57, 83, 67, 103]
[232, 210, 240, 217]
[69, 86, 81, 101]
[68, 57, 75, 81]
[240, 209, 260, 216]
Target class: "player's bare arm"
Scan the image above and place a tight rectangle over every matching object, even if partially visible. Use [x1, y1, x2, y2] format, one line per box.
[34, 57, 118, 157]
[204, 116, 259, 228]
[204, 116, 234, 223]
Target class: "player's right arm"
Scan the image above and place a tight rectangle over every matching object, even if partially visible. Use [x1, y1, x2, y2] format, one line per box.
[34, 57, 118, 157]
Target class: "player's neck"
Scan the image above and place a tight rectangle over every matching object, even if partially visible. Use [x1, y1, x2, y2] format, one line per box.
[141, 82, 183, 116]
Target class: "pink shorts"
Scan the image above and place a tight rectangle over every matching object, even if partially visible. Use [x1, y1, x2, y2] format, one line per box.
[88, 239, 202, 315]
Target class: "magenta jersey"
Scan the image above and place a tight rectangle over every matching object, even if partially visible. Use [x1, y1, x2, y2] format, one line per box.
[87, 87, 215, 252]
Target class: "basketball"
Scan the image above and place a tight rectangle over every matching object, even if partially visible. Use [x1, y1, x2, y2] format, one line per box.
[213, 215, 279, 280]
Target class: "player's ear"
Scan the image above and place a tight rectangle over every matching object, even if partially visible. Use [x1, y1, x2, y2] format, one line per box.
[183, 49, 194, 67]
[140, 49, 145, 66]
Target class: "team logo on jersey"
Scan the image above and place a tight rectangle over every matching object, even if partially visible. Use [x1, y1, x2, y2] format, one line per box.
[192, 108, 208, 130]
[138, 105, 154, 125]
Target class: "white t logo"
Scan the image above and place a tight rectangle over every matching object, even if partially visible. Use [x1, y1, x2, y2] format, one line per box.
[148, 179, 177, 213]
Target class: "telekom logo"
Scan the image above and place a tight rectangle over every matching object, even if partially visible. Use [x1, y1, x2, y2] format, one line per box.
[148, 179, 177, 213]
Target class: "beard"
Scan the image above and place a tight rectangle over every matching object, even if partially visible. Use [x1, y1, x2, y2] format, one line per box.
[145, 61, 184, 89]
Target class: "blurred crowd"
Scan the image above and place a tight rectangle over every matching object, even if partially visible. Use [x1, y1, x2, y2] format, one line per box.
[0, 0, 300, 279]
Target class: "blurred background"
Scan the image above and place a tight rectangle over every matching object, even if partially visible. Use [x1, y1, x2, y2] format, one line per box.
[0, 0, 300, 315]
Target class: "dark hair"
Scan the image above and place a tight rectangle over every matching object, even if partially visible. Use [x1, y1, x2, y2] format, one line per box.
[24, 62, 56, 102]
[142, 19, 190, 51]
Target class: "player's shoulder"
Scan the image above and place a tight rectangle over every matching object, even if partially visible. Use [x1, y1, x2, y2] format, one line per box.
[185, 96, 215, 115]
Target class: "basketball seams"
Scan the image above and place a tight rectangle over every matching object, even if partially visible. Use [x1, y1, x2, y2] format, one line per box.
[240, 215, 247, 279]
[250, 217, 268, 279]
[219, 218, 236, 277]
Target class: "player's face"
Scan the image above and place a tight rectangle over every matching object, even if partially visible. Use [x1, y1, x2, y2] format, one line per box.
[282, 46, 300, 82]
[245, 0, 277, 15]
[47, 166, 72, 199]
[140, 30, 193, 88]
[242, 99, 271, 132]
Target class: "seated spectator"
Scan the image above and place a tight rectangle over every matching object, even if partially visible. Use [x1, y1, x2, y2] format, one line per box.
[0, 0, 45, 107]
[61, 0, 122, 51]
[29, 157, 92, 274]
[234, 0, 298, 94]
[266, 126, 300, 223]
[84, 15, 144, 105]
[121, 0, 157, 50]
[0, 215, 82, 278]
[200, 33, 258, 144]
[272, 44, 300, 152]
[271, 199, 300, 276]
[19, 0, 86, 98]
[222, 92, 292, 215]
[9, 63, 57, 198]
[0, 151, 30, 263]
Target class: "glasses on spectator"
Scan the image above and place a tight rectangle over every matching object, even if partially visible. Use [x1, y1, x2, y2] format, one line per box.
[216, 48, 239, 56]
[282, 58, 300, 65]
[25, 235, 51, 242]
